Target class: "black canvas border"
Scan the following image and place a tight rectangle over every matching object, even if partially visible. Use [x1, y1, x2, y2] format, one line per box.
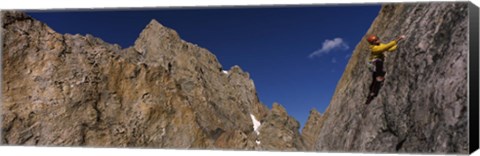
[469, 1, 479, 154]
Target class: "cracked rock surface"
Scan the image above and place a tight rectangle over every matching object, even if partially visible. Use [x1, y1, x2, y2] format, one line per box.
[1, 11, 306, 150]
[301, 2, 469, 154]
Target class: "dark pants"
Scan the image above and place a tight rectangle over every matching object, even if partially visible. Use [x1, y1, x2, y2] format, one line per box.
[369, 59, 385, 97]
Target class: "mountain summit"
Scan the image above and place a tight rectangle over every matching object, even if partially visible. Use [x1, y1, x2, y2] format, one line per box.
[1, 10, 304, 150]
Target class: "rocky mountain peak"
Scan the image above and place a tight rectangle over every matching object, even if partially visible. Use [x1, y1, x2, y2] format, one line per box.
[257, 102, 305, 151]
[1, 10, 303, 151]
[2, 11, 30, 27]
[133, 19, 180, 52]
[271, 102, 288, 116]
[308, 108, 320, 116]
[301, 108, 324, 150]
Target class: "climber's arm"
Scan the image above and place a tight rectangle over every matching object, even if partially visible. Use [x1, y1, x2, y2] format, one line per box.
[387, 35, 405, 52]
[371, 40, 398, 54]
[387, 45, 398, 52]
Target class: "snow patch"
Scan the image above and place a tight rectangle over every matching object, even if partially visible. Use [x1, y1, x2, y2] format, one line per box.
[256, 140, 261, 145]
[222, 70, 229, 74]
[250, 114, 261, 135]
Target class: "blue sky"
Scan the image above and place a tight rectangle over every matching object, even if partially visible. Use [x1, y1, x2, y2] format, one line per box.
[27, 4, 381, 130]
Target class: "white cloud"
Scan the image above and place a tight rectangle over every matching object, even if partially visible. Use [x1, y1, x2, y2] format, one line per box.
[309, 37, 349, 58]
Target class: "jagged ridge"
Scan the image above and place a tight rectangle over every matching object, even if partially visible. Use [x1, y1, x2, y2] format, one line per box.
[1, 11, 305, 150]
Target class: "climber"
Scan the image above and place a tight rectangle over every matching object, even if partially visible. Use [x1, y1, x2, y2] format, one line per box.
[365, 34, 406, 104]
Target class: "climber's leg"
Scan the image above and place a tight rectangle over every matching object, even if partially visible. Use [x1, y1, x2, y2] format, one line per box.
[373, 59, 385, 82]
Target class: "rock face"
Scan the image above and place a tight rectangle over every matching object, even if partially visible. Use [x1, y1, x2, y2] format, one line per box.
[302, 2, 469, 154]
[300, 109, 324, 151]
[1, 11, 305, 150]
[257, 103, 306, 151]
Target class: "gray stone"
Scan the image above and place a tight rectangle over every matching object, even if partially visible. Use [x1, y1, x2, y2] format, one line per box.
[302, 3, 469, 154]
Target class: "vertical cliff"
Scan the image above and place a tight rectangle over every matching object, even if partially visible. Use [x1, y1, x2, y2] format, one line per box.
[302, 2, 469, 154]
[1, 11, 305, 150]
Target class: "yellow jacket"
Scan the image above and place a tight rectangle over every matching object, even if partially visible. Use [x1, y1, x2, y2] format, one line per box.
[369, 40, 398, 61]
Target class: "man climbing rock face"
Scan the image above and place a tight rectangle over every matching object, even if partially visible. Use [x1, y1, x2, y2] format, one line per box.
[365, 34, 406, 104]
